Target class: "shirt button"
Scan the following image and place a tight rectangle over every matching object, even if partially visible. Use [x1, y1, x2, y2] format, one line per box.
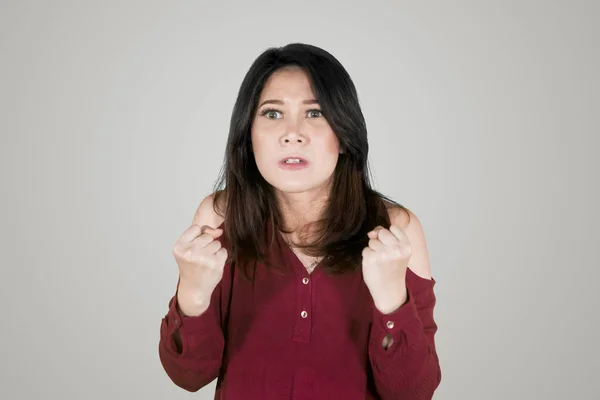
[386, 320, 394, 329]
[302, 277, 309, 284]
[301, 310, 308, 318]
[174, 318, 179, 326]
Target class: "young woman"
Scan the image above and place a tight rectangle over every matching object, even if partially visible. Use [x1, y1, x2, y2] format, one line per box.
[159, 43, 441, 399]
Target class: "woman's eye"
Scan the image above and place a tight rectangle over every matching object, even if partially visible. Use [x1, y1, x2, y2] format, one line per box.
[307, 109, 323, 118]
[262, 109, 282, 119]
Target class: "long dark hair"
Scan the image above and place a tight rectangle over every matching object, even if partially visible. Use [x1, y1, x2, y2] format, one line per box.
[211, 43, 409, 278]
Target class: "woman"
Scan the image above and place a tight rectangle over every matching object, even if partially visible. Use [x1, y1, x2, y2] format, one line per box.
[159, 43, 441, 399]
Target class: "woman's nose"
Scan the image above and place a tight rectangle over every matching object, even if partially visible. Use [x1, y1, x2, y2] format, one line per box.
[281, 119, 308, 145]
[283, 132, 304, 144]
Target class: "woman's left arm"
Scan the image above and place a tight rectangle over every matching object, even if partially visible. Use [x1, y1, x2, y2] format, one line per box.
[363, 209, 441, 399]
[368, 271, 441, 400]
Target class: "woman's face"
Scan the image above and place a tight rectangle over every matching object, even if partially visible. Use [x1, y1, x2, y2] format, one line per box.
[251, 67, 341, 195]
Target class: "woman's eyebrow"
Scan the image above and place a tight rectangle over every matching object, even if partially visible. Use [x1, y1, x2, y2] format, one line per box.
[258, 99, 319, 108]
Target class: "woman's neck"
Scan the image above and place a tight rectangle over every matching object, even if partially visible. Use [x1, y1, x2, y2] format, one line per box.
[276, 188, 328, 241]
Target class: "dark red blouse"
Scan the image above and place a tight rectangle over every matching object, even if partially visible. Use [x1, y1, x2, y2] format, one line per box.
[159, 224, 441, 399]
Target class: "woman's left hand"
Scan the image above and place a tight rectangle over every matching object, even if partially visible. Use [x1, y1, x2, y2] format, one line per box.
[362, 224, 411, 314]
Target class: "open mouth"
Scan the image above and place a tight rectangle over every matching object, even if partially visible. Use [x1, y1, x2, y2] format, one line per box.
[282, 158, 305, 164]
[279, 156, 309, 169]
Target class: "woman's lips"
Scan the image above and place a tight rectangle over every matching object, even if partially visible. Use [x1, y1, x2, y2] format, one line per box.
[279, 157, 309, 170]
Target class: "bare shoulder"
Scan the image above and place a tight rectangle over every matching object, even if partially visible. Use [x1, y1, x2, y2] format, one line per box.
[192, 191, 226, 229]
[383, 200, 411, 228]
[385, 202, 433, 280]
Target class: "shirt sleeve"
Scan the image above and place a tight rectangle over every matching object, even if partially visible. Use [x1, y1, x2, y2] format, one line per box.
[158, 279, 225, 392]
[368, 268, 442, 400]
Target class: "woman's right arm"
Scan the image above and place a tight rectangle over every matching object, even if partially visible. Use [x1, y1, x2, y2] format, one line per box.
[158, 279, 225, 392]
[159, 194, 228, 392]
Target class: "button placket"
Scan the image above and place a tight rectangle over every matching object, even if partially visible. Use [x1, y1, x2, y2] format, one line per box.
[292, 273, 313, 343]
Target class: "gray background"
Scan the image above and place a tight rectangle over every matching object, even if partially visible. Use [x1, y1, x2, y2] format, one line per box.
[1, 1, 598, 399]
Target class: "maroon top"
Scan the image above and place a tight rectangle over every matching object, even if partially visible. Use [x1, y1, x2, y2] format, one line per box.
[158, 223, 441, 399]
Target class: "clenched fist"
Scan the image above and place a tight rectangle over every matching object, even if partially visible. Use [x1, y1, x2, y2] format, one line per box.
[362, 225, 411, 314]
[172, 224, 228, 316]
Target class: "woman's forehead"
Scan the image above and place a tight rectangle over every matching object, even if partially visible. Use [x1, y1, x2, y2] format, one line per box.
[259, 68, 316, 100]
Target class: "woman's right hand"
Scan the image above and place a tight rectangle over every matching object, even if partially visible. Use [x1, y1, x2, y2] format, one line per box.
[172, 224, 228, 316]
